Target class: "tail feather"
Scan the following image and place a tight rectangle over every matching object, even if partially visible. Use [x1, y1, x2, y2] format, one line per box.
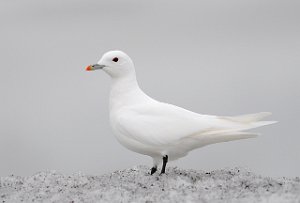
[198, 131, 259, 146]
[225, 112, 272, 123]
[202, 120, 277, 136]
[196, 112, 277, 142]
[252, 120, 278, 128]
[211, 131, 259, 142]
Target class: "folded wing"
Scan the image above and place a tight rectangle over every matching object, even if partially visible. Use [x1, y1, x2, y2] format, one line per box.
[115, 102, 275, 147]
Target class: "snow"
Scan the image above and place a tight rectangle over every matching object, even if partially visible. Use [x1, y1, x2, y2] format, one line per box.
[1, 166, 299, 202]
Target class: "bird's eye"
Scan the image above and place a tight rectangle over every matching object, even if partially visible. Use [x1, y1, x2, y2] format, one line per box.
[112, 57, 119, 62]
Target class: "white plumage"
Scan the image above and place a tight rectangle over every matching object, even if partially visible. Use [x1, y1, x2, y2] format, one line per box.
[86, 50, 276, 174]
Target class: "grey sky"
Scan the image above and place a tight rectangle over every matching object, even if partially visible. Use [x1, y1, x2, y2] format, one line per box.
[0, 0, 299, 177]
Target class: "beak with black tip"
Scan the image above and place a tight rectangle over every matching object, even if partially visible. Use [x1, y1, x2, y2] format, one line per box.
[86, 64, 105, 71]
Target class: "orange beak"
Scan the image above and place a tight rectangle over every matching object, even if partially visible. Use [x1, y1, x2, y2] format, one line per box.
[86, 64, 104, 71]
[86, 65, 93, 71]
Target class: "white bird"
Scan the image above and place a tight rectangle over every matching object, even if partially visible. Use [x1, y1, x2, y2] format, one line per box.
[86, 50, 277, 175]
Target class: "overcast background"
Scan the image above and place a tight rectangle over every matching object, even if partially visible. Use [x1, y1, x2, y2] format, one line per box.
[0, 0, 299, 177]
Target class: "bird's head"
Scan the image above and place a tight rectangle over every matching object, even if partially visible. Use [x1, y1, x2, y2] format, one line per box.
[86, 50, 135, 78]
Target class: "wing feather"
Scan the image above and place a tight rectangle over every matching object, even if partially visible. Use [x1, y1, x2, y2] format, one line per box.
[115, 102, 217, 146]
[114, 102, 274, 147]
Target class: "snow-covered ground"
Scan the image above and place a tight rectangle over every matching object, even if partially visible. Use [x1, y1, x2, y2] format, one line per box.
[1, 166, 299, 202]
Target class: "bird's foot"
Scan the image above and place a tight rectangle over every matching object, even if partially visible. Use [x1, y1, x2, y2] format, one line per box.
[150, 166, 157, 175]
[160, 155, 168, 174]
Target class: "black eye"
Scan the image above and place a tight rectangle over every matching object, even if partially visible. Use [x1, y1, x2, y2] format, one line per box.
[112, 57, 119, 62]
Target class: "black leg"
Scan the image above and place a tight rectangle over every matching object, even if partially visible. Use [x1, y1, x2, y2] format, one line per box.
[150, 166, 157, 175]
[160, 155, 168, 174]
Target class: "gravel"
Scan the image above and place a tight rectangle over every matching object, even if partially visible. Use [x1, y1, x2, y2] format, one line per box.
[1, 166, 300, 202]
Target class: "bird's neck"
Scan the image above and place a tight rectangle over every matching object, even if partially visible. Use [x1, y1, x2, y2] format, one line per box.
[109, 73, 149, 112]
